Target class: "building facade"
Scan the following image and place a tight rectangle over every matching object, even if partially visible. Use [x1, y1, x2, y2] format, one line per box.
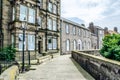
[0, 0, 61, 60]
[61, 18, 91, 54]
[88, 22, 104, 49]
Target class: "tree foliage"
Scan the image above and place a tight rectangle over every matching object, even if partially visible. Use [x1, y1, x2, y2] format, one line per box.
[100, 34, 120, 61]
[0, 45, 16, 61]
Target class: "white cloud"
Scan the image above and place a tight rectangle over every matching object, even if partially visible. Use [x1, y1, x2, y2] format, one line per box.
[61, 0, 120, 32]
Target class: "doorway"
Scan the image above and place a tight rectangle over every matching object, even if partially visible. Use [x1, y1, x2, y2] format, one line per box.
[38, 41, 41, 54]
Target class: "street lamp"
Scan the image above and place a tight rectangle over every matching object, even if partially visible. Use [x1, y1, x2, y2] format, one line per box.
[21, 19, 27, 72]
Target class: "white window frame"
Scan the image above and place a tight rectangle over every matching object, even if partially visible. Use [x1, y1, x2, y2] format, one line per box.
[53, 38, 57, 49]
[47, 37, 57, 50]
[73, 40, 77, 50]
[48, 18, 52, 30]
[78, 29, 81, 35]
[73, 27, 76, 35]
[20, 5, 27, 21]
[53, 4, 57, 14]
[28, 8, 35, 23]
[48, 2, 52, 12]
[53, 20, 57, 31]
[66, 39, 70, 51]
[12, 7, 15, 21]
[18, 34, 26, 51]
[11, 34, 14, 47]
[65, 24, 69, 33]
[37, 16, 42, 28]
[28, 35, 35, 50]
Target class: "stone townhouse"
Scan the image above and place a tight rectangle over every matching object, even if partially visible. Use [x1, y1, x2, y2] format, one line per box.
[88, 22, 104, 49]
[61, 18, 91, 54]
[0, 0, 61, 60]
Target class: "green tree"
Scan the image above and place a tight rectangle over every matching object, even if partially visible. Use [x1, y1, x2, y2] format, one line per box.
[0, 45, 16, 61]
[100, 34, 120, 61]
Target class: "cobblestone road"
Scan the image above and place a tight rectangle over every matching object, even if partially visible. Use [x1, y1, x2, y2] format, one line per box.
[18, 55, 94, 80]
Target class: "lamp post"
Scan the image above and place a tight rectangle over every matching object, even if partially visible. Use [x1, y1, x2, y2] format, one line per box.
[21, 19, 27, 72]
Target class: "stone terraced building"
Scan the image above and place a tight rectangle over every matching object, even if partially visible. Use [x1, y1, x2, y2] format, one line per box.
[61, 18, 94, 54]
[0, 0, 61, 60]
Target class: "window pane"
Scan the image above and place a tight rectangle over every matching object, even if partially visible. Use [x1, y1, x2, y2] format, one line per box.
[28, 8, 35, 23]
[48, 2, 52, 12]
[20, 5, 27, 21]
[78, 29, 80, 35]
[73, 40, 77, 50]
[48, 38, 52, 49]
[53, 20, 57, 31]
[66, 40, 70, 51]
[48, 19, 52, 30]
[37, 16, 42, 27]
[66, 24, 69, 33]
[19, 34, 26, 51]
[28, 35, 35, 50]
[12, 7, 15, 21]
[73, 27, 76, 34]
[53, 5, 56, 14]
[53, 38, 57, 49]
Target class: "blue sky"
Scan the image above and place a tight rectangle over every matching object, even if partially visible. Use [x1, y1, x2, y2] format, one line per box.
[61, 0, 120, 32]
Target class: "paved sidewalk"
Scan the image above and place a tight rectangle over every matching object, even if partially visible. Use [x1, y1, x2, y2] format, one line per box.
[18, 55, 94, 80]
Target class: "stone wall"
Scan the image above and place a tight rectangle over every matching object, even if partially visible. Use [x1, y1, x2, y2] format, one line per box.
[72, 51, 120, 80]
[0, 65, 19, 80]
[79, 49, 101, 56]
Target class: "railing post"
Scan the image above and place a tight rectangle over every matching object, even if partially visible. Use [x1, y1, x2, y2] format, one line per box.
[28, 51, 30, 66]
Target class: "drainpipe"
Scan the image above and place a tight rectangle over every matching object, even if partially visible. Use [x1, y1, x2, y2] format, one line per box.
[0, 0, 3, 48]
[45, 0, 48, 52]
[60, 18, 63, 55]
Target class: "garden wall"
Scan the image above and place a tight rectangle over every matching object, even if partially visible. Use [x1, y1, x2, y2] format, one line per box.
[0, 65, 19, 80]
[79, 49, 101, 56]
[72, 51, 120, 80]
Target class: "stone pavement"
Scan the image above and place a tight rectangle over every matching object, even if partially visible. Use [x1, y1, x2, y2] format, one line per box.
[17, 55, 95, 80]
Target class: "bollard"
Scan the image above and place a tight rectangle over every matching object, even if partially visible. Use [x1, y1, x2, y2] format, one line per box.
[28, 51, 30, 66]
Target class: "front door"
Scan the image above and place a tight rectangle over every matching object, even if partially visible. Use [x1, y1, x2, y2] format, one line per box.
[38, 41, 41, 54]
